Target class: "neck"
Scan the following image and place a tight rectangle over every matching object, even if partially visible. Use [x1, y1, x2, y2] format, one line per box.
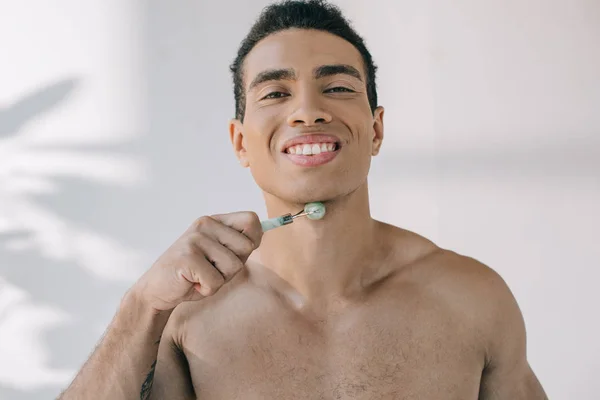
[254, 183, 381, 304]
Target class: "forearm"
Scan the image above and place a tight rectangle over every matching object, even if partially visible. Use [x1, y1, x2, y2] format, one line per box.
[58, 289, 172, 400]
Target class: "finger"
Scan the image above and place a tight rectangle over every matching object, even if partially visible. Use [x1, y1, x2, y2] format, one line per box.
[192, 234, 245, 282]
[180, 250, 226, 297]
[210, 211, 263, 250]
[190, 215, 259, 261]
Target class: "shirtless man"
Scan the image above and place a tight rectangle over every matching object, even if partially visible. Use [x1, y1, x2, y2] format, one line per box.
[59, 1, 548, 399]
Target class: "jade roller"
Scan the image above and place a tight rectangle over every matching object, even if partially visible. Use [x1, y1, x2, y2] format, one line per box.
[260, 202, 326, 232]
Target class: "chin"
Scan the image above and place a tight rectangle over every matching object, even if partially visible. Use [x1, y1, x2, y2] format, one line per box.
[255, 168, 369, 205]
[268, 183, 356, 206]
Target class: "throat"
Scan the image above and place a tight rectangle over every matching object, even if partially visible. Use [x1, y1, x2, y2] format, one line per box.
[254, 216, 383, 304]
[256, 182, 384, 304]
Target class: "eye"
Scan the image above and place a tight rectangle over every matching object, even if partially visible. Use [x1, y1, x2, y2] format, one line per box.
[261, 91, 289, 100]
[325, 87, 355, 93]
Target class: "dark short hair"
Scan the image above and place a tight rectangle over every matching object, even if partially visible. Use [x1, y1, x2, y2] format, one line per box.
[229, 0, 378, 122]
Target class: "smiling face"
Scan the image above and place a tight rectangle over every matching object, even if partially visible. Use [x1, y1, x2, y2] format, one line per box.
[230, 28, 384, 205]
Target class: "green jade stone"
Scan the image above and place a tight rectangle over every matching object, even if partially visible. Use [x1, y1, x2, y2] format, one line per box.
[304, 202, 326, 220]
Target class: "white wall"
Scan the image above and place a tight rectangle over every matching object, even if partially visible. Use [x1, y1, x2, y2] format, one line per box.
[1, 0, 598, 399]
[0, 1, 148, 399]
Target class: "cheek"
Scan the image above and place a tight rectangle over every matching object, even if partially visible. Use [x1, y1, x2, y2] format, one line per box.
[333, 102, 372, 133]
[244, 109, 287, 155]
[242, 129, 275, 163]
[347, 119, 375, 151]
[244, 137, 268, 164]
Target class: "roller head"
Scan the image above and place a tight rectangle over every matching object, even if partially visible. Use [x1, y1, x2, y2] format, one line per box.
[304, 202, 326, 220]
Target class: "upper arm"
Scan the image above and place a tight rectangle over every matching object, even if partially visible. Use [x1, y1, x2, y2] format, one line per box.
[475, 264, 547, 400]
[148, 308, 196, 400]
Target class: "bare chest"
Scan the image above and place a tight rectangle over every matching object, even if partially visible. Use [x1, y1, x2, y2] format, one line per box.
[181, 293, 483, 400]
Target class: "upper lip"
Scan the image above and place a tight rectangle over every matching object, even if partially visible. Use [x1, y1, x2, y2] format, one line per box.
[280, 133, 342, 152]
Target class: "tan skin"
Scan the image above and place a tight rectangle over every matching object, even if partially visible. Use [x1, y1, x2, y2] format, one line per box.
[58, 28, 547, 400]
[152, 29, 547, 399]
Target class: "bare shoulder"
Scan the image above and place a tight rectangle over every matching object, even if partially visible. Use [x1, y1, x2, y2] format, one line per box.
[405, 244, 518, 318]
[434, 251, 528, 360]
[385, 225, 546, 398]
[426, 249, 520, 319]
[382, 222, 521, 332]
[393, 226, 525, 353]
[426, 248, 512, 297]
[382, 222, 514, 304]
[383, 224, 526, 362]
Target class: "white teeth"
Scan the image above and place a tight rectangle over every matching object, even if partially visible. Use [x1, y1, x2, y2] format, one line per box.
[286, 142, 338, 155]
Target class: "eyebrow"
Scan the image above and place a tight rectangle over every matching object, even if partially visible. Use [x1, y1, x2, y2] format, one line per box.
[248, 64, 363, 92]
[314, 64, 362, 81]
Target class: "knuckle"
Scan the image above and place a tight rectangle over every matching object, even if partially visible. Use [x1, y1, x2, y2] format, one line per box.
[220, 254, 243, 281]
[240, 211, 259, 229]
[228, 256, 245, 274]
[239, 212, 261, 246]
[239, 238, 255, 256]
[183, 233, 204, 256]
[245, 211, 260, 221]
[193, 216, 213, 231]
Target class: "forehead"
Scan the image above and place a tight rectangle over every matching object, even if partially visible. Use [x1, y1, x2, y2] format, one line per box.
[243, 29, 365, 87]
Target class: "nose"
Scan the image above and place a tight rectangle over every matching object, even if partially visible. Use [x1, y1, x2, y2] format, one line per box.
[286, 91, 333, 127]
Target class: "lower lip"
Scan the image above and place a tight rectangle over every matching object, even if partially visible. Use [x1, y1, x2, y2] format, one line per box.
[283, 149, 340, 167]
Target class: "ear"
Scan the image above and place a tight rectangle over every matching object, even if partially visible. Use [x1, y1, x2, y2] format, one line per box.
[229, 118, 250, 168]
[371, 106, 384, 156]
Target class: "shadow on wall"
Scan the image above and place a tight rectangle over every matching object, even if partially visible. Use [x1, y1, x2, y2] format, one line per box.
[0, 78, 149, 399]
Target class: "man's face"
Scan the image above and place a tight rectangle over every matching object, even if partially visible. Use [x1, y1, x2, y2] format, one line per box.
[230, 28, 384, 205]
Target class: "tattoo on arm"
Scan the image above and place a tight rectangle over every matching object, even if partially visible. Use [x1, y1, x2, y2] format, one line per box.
[140, 360, 157, 400]
[140, 337, 162, 399]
